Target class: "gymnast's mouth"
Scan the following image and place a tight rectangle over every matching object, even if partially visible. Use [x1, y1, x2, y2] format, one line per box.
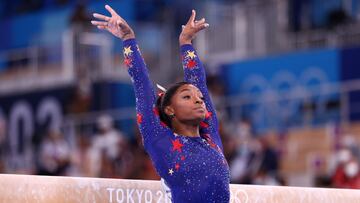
[193, 107, 205, 112]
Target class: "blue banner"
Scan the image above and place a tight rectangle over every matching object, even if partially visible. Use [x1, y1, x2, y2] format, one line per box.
[222, 48, 340, 132]
[340, 46, 360, 121]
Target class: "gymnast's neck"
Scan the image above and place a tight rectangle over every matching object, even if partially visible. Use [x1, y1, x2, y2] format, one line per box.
[172, 121, 201, 138]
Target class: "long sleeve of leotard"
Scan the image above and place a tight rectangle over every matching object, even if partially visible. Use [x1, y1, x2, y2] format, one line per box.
[123, 39, 168, 149]
[123, 40, 229, 203]
[180, 44, 223, 150]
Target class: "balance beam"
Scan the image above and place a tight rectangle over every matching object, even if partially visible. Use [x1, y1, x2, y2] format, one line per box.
[0, 174, 359, 202]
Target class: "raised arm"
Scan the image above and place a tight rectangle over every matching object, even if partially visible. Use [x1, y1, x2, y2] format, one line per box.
[91, 5, 167, 148]
[179, 11, 223, 149]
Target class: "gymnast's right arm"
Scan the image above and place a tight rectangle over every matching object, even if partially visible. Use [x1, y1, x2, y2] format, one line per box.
[91, 5, 166, 148]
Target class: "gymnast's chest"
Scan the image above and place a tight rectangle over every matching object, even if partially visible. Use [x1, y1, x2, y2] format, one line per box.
[161, 136, 228, 179]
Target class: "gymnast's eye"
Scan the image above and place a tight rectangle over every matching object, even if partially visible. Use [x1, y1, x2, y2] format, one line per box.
[183, 95, 190, 99]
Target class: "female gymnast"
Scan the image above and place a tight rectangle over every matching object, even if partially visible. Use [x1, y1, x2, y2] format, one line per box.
[91, 5, 230, 202]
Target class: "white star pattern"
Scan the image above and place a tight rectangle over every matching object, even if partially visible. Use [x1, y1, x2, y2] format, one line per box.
[124, 46, 133, 56]
[181, 137, 189, 143]
[202, 139, 209, 146]
[188, 75, 198, 83]
[186, 50, 197, 59]
[168, 168, 174, 175]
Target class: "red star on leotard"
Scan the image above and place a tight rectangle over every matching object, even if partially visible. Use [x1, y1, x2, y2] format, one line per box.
[153, 107, 159, 116]
[205, 111, 212, 119]
[137, 113, 143, 124]
[172, 139, 184, 153]
[203, 133, 217, 148]
[209, 141, 216, 148]
[186, 60, 197, 69]
[200, 121, 209, 128]
[175, 163, 180, 170]
[181, 156, 185, 161]
[124, 57, 132, 66]
[160, 121, 168, 127]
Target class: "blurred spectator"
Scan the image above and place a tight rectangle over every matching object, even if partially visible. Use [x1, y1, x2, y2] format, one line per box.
[339, 134, 360, 162]
[126, 128, 160, 180]
[312, 155, 331, 187]
[229, 122, 282, 185]
[88, 115, 125, 177]
[67, 134, 92, 177]
[207, 74, 227, 121]
[69, 3, 93, 83]
[331, 146, 360, 189]
[327, 8, 350, 29]
[253, 167, 281, 186]
[288, 0, 312, 32]
[32, 119, 51, 173]
[99, 148, 116, 178]
[37, 130, 71, 175]
[67, 79, 92, 114]
[252, 136, 281, 186]
[69, 3, 91, 32]
[258, 136, 279, 174]
[342, 160, 360, 188]
[228, 120, 253, 184]
[112, 136, 134, 178]
[331, 148, 351, 186]
[332, 158, 360, 189]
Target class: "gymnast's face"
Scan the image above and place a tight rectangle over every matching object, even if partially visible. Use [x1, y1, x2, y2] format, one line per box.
[165, 84, 206, 123]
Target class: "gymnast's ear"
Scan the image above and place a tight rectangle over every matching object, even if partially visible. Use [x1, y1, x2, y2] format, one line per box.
[164, 106, 175, 117]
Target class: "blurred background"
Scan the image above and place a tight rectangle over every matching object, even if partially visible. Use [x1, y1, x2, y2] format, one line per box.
[1, 0, 360, 189]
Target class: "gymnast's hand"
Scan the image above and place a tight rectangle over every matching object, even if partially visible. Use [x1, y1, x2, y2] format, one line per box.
[91, 5, 135, 41]
[179, 10, 209, 46]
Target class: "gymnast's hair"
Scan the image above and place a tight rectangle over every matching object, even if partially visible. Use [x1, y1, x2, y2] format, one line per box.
[156, 81, 191, 129]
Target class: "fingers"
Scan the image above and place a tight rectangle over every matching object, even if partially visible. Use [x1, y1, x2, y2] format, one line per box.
[200, 23, 210, 29]
[105, 4, 118, 16]
[197, 22, 209, 31]
[91, 19, 122, 30]
[93, 13, 110, 21]
[187, 9, 196, 25]
[194, 18, 205, 27]
[182, 19, 209, 31]
[91, 19, 117, 28]
[91, 20, 108, 26]
[97, 25, 106, 30]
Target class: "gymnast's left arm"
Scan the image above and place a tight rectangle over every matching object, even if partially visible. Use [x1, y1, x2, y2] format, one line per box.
[179, 10, 223, 149]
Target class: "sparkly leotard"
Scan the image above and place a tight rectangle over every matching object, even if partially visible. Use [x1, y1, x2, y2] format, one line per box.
[123, 39, 230, 203]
